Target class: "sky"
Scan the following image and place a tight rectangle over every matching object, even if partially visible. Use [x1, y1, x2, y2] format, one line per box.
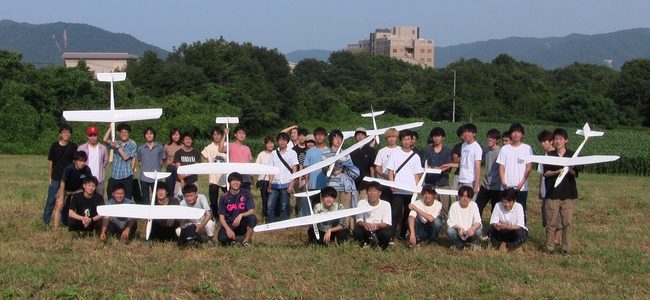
[2, 0, 649, 54]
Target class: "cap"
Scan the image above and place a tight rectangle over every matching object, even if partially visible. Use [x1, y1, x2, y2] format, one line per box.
[427, 137, 433, 144]
[86, 126, 99, 135]
[354, 127, 367, 135]
[305, 134, 316, 143]
[422, 184, 436, 194]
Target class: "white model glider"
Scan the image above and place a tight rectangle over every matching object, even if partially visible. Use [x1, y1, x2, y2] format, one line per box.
[518, 123, 619, 187]
[97, 171, 205, 240]
[342, 122, 424, 140]
[62, 72, 163, 141]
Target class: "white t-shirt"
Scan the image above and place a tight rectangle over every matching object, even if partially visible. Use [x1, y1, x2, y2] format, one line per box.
[459, 141, 482, 184]
[268, 148, 298, 185]
[180, 194, 210, 223]
[490, 202, 528, 231]
[255, 151, 272, 181]
[447, 201, 482, 230]
[387, 148, 423, 194]
[496, 143, 534, 191]
[409, 199, 442, 223]
[356, 199, 392, 226]
[87, 145, 100, 179]
[201, 143, 227, 186]
[374, 146, 399, 176]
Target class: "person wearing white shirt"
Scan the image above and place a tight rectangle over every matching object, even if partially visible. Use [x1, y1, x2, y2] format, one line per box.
[496, 123, 533, 221]
[354, 182, 392, 250]
[407, 184, 443, 247]
[488, 188, 528, 252]
[441, 124, 482, 201]
[267, 132, 298, 222]
[387, 129, 423, 241]
[446, 186, 483, 250]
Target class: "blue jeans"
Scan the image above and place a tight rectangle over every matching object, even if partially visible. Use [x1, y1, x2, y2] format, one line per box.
[446, 226, 483, 249]
[164, 165, 177, 196]
[414, 217, 443, 243]
[141, 181, 154, 205]
[267, 184, 290, 222]
[43, 180, 60, 224]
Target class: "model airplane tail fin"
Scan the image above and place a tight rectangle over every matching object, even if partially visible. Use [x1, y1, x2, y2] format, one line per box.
[576, 123, 604, 137]
[361, 111, 385, 117]
[215, 117, 240, 124]
[143, 172, 172, 180]
[96, 72, 126, 82]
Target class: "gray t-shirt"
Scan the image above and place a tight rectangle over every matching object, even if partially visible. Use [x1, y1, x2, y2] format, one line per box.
[180, 194, 210, 223]
[481, 146, 502, 190]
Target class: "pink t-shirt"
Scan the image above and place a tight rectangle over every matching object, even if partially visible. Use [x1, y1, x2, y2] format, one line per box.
[229, 142, 252, 163]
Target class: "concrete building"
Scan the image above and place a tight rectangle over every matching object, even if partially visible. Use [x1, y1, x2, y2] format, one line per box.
[347, 26, 434, 68]
[61, 52, 139, 75]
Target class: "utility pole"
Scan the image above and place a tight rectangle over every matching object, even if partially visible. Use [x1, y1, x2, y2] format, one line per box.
[452, 70, 456, 123]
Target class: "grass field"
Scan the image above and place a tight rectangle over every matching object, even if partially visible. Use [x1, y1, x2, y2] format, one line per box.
[1, 154, 649, 299]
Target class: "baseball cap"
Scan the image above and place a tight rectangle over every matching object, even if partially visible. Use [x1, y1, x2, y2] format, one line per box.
[305, 134, 316, 143]
[354, 127, 367, 135]
[86, 126, 99, 135]
[422, 184, 436, 194]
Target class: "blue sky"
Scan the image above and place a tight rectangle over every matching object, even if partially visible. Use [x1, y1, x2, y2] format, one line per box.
[2, 0, 649, 54]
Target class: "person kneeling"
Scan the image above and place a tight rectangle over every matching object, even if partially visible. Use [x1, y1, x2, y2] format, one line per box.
[179, 184, 216, 248]
[308, 186, 348, 245]
[68, 176, 104, 237]
[407, 184, 443, 247]
[148, 182, 181, 243]
[488, 188, 528, 252]
[446, 186, 483, 250]
[353, 181, 392, 250]
[218, 172, 257, 247]
[100, 183, 137, 243]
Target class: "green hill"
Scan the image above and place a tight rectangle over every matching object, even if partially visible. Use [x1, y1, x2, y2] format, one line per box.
[434, 28, 650, 70]
[0, 19, 170, 67]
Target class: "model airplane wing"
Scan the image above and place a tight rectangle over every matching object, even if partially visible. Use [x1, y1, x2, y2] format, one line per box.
[177, 163, 280, 175]
[518, 155, 619, 167]
[342, 122, 423, 139]
[254, 206, 371, 232]
[63, 109, 163, 123]
[97, 204, 205, 220]
[289, 134, 375, 180]
[363, 176, 457, 196]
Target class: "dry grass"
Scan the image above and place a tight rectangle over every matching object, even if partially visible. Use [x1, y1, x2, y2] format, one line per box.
[1, 154, 649, 299]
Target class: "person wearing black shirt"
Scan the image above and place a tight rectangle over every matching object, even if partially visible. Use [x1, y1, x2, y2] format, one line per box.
[68, 176, 104, 236]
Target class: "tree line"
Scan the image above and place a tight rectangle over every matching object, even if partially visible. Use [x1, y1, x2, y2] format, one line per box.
[0, 39, 649, 155]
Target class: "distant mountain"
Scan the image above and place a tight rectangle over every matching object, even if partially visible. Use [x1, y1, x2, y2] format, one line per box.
[0, 20, 170, 67]
[434, 28, 650, 70]
[284, 49, 332, 63]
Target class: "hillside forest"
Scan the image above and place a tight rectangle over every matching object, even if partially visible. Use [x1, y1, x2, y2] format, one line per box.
[0, 39, 649, 155]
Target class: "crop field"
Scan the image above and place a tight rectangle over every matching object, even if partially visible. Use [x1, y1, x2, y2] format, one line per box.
[1, 154, 649, 299]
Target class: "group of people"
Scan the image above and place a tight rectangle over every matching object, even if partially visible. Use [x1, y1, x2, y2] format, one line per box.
[43, 121, 579, 256]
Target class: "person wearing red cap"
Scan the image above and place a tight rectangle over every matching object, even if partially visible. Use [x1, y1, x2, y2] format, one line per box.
[77, 125, 108, 198]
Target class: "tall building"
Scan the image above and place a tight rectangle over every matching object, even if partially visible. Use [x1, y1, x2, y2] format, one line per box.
[347, 26, 434, 68]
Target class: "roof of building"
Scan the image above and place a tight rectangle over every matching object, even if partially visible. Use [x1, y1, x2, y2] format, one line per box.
[61, 52, 139, 60]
